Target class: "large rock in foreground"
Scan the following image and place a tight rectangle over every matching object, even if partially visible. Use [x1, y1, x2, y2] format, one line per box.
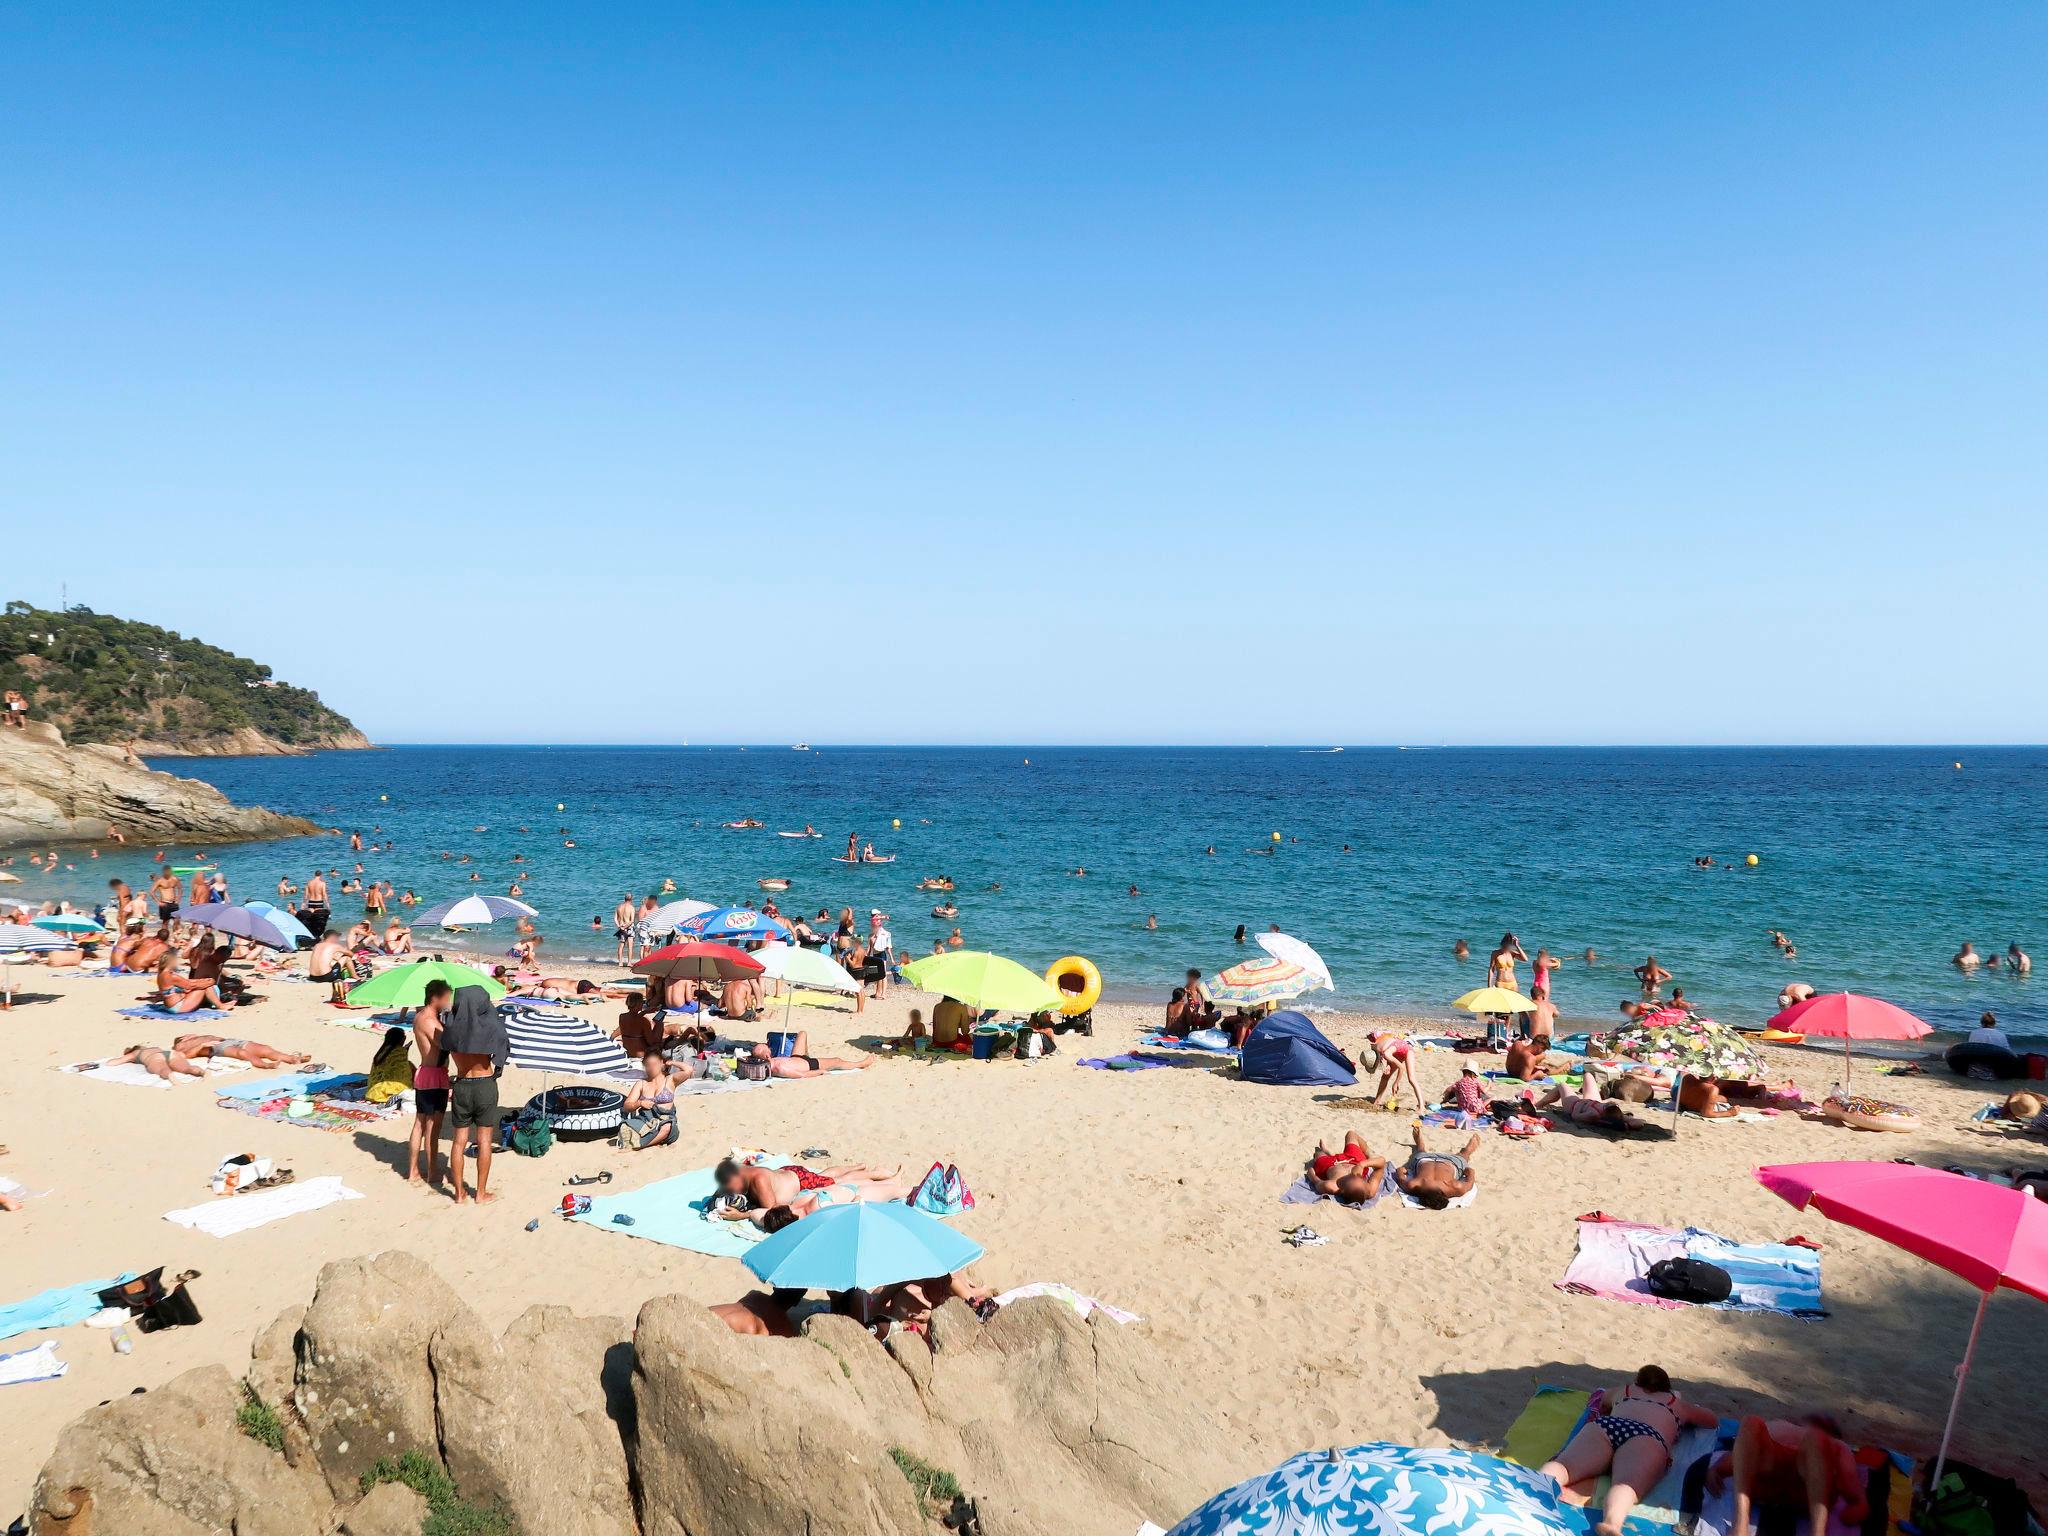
[29, 1249, 1225, 1535]
[0, 721, 320, 848]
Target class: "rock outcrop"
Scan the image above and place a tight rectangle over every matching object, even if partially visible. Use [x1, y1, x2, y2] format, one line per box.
[0, 721, 320, 849]
[28, 1250, 1229, 1535]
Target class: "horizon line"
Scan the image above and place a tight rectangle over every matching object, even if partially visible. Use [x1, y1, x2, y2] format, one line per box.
[177, 740, 2046, 752]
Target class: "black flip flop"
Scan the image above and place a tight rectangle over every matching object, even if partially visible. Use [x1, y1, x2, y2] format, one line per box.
[565, 1172, 613, 1187]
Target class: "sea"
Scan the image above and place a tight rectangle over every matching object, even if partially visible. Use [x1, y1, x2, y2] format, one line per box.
[35, 745, 2048, 1040]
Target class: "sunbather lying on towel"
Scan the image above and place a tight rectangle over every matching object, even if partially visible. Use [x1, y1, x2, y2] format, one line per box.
[1392, 1124, 1477, 1209]
[746, 1034, 873, 1077]
[172, 1033, 311, 1070]
[713, 1159, 912, 1226]
[1582, 1062, 1739, 1119]
[1704, 1415, 1868, 1536]
[1530, 1082, 1654, 1134]
[1540, 1364, 1719, 1536]
[114, 1043, 207, 1082]
[1303, 1129, 1388, 1206]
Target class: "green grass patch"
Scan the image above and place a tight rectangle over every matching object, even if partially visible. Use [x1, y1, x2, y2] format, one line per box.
[361, 1449, 516, 1536]
[234, 1382, 284, 1453]
[889, 1446, 963, 1509]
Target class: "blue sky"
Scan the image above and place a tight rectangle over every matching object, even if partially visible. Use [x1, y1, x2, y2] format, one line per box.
[3, 4, 2042, 745]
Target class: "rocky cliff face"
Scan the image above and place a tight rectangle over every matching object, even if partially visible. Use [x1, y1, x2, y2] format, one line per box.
[27, 1249, 1232, 1535]
[0, 721, 322, 849]
[135, 724, 375, 757]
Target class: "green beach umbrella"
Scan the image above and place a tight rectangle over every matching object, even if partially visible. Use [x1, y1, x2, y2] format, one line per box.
[901, 950, 1063, 1015]
[346, 959, 505, 1008]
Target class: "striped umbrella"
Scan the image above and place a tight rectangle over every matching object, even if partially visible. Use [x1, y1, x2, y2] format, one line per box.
[502, 1006, 636, 1080]
[416, 894, 538, 928]
[1209, 956, 1312, 1005]
[0, 922, 69, 1008]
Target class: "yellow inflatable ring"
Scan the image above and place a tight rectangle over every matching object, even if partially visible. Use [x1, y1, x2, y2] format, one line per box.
[1045, 955, 1102, 1016]
[1822, 1091, 1920, 1133]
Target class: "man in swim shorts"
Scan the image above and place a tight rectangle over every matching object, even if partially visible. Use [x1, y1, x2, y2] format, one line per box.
[1705, 1415, 1867, 1536]
[1392, 1124, 1479, 1209]
[1304, 1130, 1387, 1206]
[714, 1158, 910, 1218]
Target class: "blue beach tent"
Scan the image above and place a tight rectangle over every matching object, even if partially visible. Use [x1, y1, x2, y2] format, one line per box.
[1240, 1010, 1357, 1087]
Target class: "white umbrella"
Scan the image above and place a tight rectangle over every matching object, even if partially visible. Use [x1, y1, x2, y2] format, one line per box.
[752, 941, 860, 1027]
[1255, 932, 1334, 991]
[641, 897, 714, 936]
[417, 894, 537, 927]
[0, 922, 69, 1008]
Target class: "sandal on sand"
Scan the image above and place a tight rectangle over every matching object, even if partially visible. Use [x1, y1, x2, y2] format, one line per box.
[565, 1172, 613, 1187]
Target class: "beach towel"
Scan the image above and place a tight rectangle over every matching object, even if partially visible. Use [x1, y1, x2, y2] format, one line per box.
[1078, 1054, 1168, 1071]
[163, 1175, 362, 1237]
[0, 1273, 136, 1343]
[992, 1282, 1141, 1324]
[217, 1090, 401, 1135]
[0, 1342, 67, 1386]
[57, 1056, 246, 1090]
[214, 1070, 358, 1102]
[1498, 1385, 1720, 1527]
[567, 1163, 769, 1258]
[1558, 1217, 1824, 1316]
[1136, 1031, 1236, 1054]
[1500, 1386, 1591, 1469]
[1397, 1187, 1478, 1210]
[1280, 1174, 1389, 1212]
[115, 1004, 233, 1021]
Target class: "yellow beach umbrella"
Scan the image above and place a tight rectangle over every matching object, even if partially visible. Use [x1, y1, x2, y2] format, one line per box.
[1452, 986, 1537, 1014]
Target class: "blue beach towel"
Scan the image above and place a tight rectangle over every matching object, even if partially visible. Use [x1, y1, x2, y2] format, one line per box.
[0, 1273, 136, 1343]
[214, 1071, 362, 1102]
[1682, 1227, 1825, 1316]
[568, 1164, 768, 1260]
[117, 1005, 232, 1021]
[1077, 1054, 1168, 1071]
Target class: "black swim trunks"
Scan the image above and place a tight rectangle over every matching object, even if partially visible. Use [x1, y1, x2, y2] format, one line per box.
[414, 1086, 449, 1115]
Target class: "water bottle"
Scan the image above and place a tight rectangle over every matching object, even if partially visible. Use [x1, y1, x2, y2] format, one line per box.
[111, 1325, 133, 1355]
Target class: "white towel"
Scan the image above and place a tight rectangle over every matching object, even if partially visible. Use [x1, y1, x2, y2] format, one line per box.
[58, 1056, 248, 1090]
[0, 1176, 50, 1201]
[162, 1175, 362, 1237]
[0, 1342, 67, 1386]
[1398, 1187, 1479, 1211]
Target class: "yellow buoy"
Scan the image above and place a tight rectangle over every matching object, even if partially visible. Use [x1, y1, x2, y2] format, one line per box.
[378, 793, 388, 801]
[1953, 762, 1962, 771]
[891, 818, 902, 830]
[1745, 854, 1759, 867]
[1271, 831, 1282, 842]
[556, 802, 565, 811]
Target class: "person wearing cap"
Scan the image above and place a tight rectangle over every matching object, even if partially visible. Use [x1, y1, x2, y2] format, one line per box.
[1446, 1065, 1492, 1117]
[866, 909, 892, 1000]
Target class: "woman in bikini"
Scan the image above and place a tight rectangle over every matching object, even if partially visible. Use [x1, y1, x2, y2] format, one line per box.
[172, 1033, 311, 1070]
[1540, 1365, 1719, 1536]
[1366, 1032, 1423, 1112]
[1304, 1130, 1387, 1206]
[114, 1043, 208, 1082]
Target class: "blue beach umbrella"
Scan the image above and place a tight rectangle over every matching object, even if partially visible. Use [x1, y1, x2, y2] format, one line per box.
[0, 922, 70, 1007]
[742, 1201, 984, 1293]
[174, 903, 295, 950]
[416, 894, 538, 928]
[32, 914, 105, 936]
[1166, 1443, 1590, 1536]
[675, 906, 791, 944]
[242, 901, 314, 948]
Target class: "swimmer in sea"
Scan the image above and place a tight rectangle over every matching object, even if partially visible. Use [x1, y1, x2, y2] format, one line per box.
[1145, 914, 1157, 931]
[2011, 942, 2032, 975]
[1583, 947, 1597, 964]
[1633, 954, 1672, 997]
[1454, 938, 1470, 961]
[1954, 941, 1980, 970]
[1204, 845, 1215, 855]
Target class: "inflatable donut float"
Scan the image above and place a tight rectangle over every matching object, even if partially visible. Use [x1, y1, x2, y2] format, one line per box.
[1044, 955, 1102, 1016]
[526, 1085, 625, 1134]
[1821, 1090, 1920, 1133]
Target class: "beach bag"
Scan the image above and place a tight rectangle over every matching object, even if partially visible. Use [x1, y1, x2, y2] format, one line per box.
[737, 1057, 771, 1082]
[506, 1109, 553, 1158]
[1916, 1461, 2034, 1536]
[910, 1162, 975, 1216]
[1644, 1257, 1732, 1304]
[98, 1268, 203, 1333]
[211, 1154, 275, 1196]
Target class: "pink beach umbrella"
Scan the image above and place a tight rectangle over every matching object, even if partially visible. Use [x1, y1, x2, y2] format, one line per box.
[1757, 1162, 2048, 1494]
[1767, 991, 1931, 1079]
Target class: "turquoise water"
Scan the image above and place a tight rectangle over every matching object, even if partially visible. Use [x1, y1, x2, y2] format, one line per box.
[37, 746, 2048, 1036]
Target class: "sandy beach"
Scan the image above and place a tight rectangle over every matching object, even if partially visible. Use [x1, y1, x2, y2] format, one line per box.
[1, 959, 2044, 1526]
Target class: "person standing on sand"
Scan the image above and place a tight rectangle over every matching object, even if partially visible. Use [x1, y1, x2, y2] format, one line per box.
[867, 909, 892, 1001]
[614, 894, 637, 964]
[408, 981, 452, 1186]
[441, 985, 505, 1205]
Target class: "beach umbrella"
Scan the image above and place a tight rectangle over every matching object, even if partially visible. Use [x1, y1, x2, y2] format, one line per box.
[901, 950, 1063, 1015]
[346, 959, 505, 1008]
[415, 894, 537, 928]
[503, 1007, 636, 1080]
[634, 941, 764, 982]
[1607, 1011, 1764, 1080]
[1255, 932, 1334, 991]
[1210, 956, 1312, 1006]
[0, 922, 69, 1008]
[1768, 992, 1931, 1081]
[1452, 986, 1537, 1014]
[673, 906, 791, 944]
[640, 897, 715, 936]
[752, 941, 860, 1025]
[169, 865, 215, 875]
[742, 1200, 984, 1293]
[173, 903, 295, 951]
[1757, 1162, 2048, 1495]
[241, 900, 314, 948]
[32, 913, 105, 936]
[1165, 1442, 1586, 1536]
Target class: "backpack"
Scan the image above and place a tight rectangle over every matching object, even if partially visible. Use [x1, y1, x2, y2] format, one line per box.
[1644, 1257, 1732, 1304]
[506, 1109, 554, 1158]
[910, 1161, 975, 1216]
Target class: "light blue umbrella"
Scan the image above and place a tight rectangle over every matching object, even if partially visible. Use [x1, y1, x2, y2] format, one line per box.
[1166, 1443, 1589, 1536]
[742, 1200, 983, 1292]
[416, 894, 537, 927]
[31, 914, 105, 935]
[676, 906, 791, 944]
[174, 903, 294, 950]
[0, 922, 70, 1007]
[242, 901, 314, 948]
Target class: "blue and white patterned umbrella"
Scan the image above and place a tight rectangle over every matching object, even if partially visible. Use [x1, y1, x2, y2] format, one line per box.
[674, 906, 791, 944]
[416, 894, 538, 928]
[502, 1006, 636, 1079]
[1165, 1443, 1588, 1536]
[0, 922, 71, 1008]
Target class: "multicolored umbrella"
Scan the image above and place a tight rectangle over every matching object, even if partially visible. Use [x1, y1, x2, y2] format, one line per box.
[1209, 956, 1312, 1006]
[1166, 1443, 1586, 1536]
[673, 906, 791, 944]
[1607, 1010, 1763, 1080]
[1255, 932, 1334, 991]
[1758, 1162, 2048, 1494]
[741, 1200, 984, 1292]
[901, 950, 1062, 1014]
